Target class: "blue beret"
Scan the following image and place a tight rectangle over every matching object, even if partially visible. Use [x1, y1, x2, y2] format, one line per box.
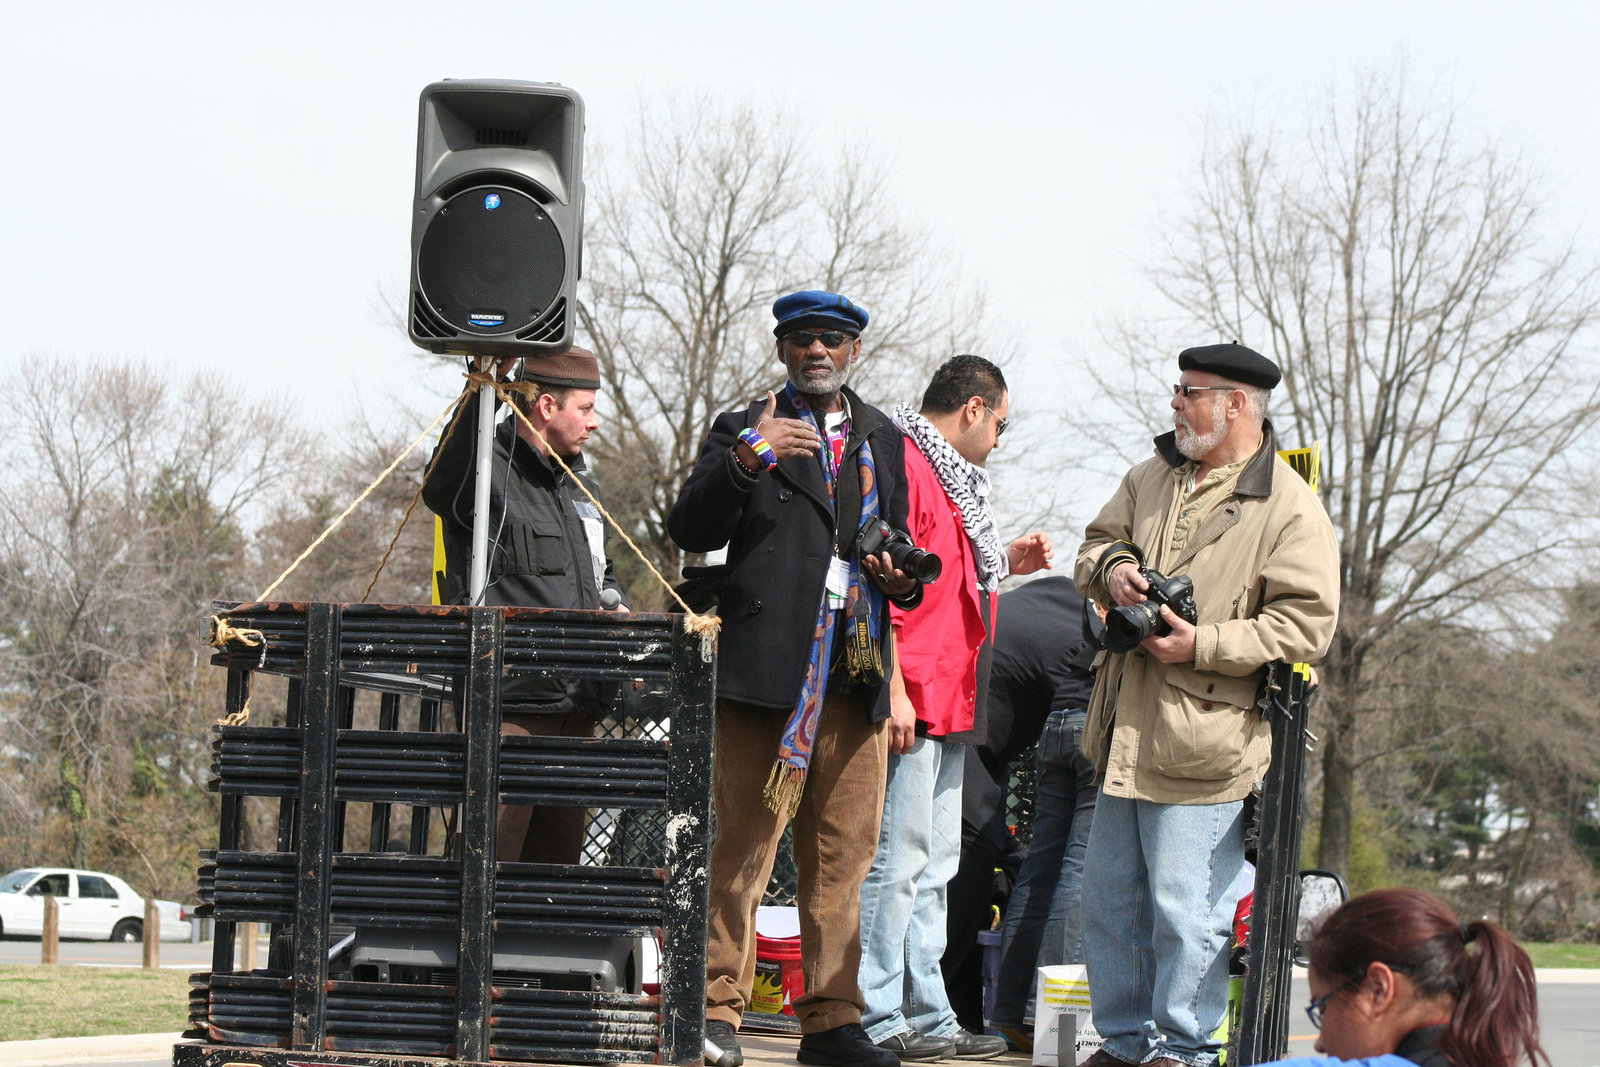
[1178, 342, 1281, 389]
[772, 290, 869, 337]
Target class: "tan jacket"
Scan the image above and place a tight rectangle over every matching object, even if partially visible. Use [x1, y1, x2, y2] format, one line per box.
[1075, 424, 1340, 804]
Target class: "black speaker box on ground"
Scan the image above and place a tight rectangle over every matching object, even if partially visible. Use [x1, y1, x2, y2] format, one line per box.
[409, 80, 584, 356]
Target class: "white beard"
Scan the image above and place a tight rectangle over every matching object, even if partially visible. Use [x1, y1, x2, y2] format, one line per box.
[1175, 417, 1228, 460]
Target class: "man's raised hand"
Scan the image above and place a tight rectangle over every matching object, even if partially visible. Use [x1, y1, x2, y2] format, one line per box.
[754, 390, 821, 458]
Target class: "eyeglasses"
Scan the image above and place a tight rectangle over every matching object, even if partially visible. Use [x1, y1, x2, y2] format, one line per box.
[1173, 383, 1238, 399]
[973, 398, 1008, 438]
[783, 330, 854, 350]
[1305, 990, 1335, 1029]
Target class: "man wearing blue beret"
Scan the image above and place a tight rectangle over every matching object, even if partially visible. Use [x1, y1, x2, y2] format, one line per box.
[670, 291, 921, 1067]
[1074, 343, 1340, 1067]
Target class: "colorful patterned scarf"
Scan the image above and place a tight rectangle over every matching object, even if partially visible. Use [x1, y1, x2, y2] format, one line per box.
[763, 385, 885, 817]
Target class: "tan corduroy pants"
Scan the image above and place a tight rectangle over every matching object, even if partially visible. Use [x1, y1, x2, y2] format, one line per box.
[704, 693, 889, 1033]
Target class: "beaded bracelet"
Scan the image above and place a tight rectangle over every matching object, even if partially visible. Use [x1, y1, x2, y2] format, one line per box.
[737, 428, 778, 471]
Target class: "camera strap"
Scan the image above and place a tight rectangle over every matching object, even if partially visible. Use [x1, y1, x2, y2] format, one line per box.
[844, 596, 885, 685]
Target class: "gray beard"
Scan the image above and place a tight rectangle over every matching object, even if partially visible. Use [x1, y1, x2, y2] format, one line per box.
[1175, 418, 1228, 460]
[788, 361, 851, 398]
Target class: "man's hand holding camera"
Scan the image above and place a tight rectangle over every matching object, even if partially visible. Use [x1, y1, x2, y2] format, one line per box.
[1142, 605, 1197, 664]
[1107, 560, 1198, 663]
[862, 551, 918, 600]
[1108, 560, 1149, 607]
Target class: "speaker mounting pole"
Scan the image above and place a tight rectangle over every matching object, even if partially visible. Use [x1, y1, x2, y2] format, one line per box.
[468, 358, 499, 604]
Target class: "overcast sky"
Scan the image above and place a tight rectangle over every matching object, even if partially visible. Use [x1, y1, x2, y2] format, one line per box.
[3, 1, 1596, 459]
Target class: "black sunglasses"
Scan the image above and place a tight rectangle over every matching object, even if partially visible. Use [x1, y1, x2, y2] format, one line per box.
[783, 330, 854, 350]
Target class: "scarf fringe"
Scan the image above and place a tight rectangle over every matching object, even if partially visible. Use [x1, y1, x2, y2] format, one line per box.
[762, 760, 806, 818]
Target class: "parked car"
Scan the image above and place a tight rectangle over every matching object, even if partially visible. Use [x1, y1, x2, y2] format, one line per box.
[0, 867, 192, 942]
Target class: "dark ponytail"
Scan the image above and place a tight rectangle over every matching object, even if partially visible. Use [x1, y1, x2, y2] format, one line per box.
[1304, 889, 1549, 1067]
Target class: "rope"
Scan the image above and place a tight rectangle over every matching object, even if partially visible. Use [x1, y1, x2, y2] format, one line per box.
[254, 397, 460, 604]
[361, 380, 480, 603]
[204, 366, 721, 715]
[484, 375, 719, 638]
[207, 618, 263, 725]
[215, 672, 254, 727]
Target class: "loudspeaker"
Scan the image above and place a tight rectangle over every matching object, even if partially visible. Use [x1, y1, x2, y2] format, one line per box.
[409, 79, 585, 356]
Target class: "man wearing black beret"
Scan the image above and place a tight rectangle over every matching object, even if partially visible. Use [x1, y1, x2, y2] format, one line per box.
[669, 291, 920, 1067]
[1072, 343, 1340, 1067]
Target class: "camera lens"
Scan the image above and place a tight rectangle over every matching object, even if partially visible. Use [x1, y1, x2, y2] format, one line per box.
[1104, 601, 1162, 653]
[893, 545, 942, 583]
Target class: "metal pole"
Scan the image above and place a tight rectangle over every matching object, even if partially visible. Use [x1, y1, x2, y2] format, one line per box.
[468, 358, 498, 604]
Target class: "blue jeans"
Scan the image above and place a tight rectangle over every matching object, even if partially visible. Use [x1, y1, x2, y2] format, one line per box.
[859, 735, 964, 1042]
[1080, 793, 1245, 1067]
[990, 708, 1097, 1027]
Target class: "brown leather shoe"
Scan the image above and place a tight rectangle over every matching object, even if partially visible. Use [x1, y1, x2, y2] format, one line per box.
[1076, 1052, 1135, 1067]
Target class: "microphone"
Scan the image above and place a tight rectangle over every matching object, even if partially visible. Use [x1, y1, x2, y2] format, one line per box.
[599, 588, 623, 610]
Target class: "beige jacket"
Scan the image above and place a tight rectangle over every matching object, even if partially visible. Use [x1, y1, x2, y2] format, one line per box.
[1075, 424, 1340, 804]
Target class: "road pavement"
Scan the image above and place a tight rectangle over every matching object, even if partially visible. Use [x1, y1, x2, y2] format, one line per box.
[0, 939, 236, 970]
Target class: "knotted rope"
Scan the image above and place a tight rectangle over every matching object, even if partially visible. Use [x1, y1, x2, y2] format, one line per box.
[207, 367, 720, 723]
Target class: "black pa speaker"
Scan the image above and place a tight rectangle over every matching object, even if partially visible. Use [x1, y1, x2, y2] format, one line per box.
[409, 80, 585, 356]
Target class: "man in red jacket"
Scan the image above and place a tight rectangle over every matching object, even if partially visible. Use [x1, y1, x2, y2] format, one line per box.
[858, 355, 1053, 1061]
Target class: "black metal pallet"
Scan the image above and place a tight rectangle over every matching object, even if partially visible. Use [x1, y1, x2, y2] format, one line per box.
[180, 601, 715, 1067]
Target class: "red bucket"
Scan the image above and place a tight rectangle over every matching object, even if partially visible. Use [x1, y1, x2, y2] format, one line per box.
[752, 934, 805, 1015]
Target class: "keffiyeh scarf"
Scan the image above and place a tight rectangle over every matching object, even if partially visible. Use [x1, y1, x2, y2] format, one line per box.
[892, 403, 1008, 592]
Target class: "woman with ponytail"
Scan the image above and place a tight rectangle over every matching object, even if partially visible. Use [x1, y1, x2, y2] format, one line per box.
[1266, 887, 1549, 1067]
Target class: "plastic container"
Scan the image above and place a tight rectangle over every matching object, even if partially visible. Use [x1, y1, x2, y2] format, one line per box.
[751, 933, 805, 1014]
[977, 929, 1003, 1032]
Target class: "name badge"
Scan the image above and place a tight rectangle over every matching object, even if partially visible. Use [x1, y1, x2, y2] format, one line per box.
[826, 555, 852, 605]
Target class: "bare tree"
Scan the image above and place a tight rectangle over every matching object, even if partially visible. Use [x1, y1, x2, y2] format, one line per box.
[575, 96, 1004, 605]
[1094, 64, 1600, 875]
[0, 359, 317, 893]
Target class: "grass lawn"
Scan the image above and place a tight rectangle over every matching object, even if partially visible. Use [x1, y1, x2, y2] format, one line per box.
[0, 965, 190, 1042]
[1524, 941, 1600, 968]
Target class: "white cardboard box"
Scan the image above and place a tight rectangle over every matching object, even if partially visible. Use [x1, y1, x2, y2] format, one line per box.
[1031, 965, 1103, 1067]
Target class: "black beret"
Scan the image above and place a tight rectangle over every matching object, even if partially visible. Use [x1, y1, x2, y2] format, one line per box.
[772, 290, 869, 337]
[1177, 343, 1281, 389]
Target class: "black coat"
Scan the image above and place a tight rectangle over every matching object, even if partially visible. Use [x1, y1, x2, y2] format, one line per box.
[423, 390, 624, 611]
[668, 386, 912, 719]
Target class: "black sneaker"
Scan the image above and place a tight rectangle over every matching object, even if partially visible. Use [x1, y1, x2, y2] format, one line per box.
[798, 1022, 901, 1067]
[946, 1030, 1007, 1060]
[705, 1019, 744, 1067]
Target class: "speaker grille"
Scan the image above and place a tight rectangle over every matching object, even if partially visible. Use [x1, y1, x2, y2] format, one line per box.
[515, 298, 567, 342]
[416, 185, 566, 336]
[410, 293, 455, 340]
[475, 128, 529, 147]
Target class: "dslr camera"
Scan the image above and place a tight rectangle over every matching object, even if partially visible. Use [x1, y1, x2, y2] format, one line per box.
[1103, 566, 1198, 653]
[856, 519, 942, 583]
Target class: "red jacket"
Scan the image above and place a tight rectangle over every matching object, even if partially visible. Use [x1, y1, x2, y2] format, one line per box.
[889, 438, 993, 738]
